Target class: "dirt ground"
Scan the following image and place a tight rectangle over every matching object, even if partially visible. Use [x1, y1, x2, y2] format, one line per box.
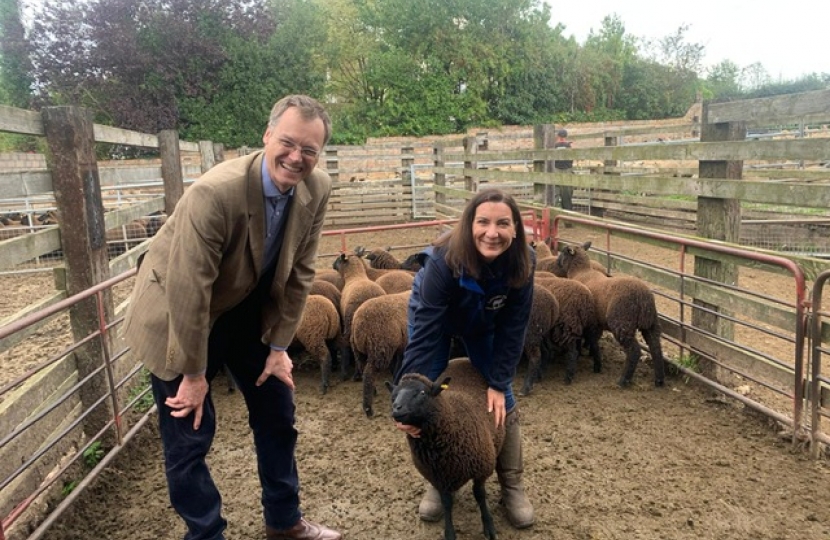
[7, 225, 830, 540]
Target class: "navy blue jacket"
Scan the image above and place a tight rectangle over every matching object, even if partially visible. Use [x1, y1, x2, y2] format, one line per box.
[398, 245, 535, 392]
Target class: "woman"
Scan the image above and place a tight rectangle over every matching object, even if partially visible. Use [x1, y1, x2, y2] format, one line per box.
[394, 188, 536, 529]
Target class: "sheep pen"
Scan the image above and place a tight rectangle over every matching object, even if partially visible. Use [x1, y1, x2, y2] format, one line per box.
[4, 225, 830, 540]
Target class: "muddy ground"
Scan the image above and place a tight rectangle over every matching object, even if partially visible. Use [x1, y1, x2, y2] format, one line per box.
[7, 225, 830, 540]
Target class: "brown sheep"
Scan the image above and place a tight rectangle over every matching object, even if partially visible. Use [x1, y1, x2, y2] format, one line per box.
[350, 290, 410, 417]
[519, 284, 559, 396]
[386, 358, 506, 540]
[374, 270, 415, 294]
[360, 246, 406, 269]
[332, 253, 387, 380]
[532, 274, 602, 390]
[314, 268, 345, 290]
[531, 239, 608, 277]
[106, 220, 148, 255]
[556, 241, 665, 387]
[291, 295, 343, 394]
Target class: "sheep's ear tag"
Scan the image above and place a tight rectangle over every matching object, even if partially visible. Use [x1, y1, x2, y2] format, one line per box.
[433, 377, 451, 395]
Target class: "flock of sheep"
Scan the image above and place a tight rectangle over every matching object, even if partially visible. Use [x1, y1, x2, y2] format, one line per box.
[295, 240, 666, 411]
[292, 238, 666, 539]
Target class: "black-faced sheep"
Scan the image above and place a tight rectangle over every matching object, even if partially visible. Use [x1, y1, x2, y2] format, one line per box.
[333, 253, 387, 379]
[351, 291, 410, 417]
[531, 239, 607, 277]
[519, 284, 559, 396]
[358, 246, 407, 269]
[556, 241, 665, 387]
[400, 251, 427, 272]
[531, 274, 602, 390]
[291, 295, 343, 394]
[386, 358, 505, 540]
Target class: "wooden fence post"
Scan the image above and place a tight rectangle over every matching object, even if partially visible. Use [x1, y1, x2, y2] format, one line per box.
[463, 136, 478, 193]
[158, 129, 184, 215]
[476, 132, 489, 151]
[533, 124, 555, 206]
[434, 144, 446, 210]
[325, 148, 339, 182]
[199, 140, 216, 173]
[694, 102, 746, 382]
[41, 105, 116, 441]
[401, 145, 414, 184]
[212, 143, 225, 163]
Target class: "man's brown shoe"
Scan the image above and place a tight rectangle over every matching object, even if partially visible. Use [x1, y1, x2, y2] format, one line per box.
[266, 518, 342, 540]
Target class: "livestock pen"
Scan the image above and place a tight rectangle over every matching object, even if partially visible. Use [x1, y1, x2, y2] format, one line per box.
[3, 90, 830, 538]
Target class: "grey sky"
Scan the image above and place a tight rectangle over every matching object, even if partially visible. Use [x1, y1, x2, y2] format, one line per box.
[546, 0, 829, 80]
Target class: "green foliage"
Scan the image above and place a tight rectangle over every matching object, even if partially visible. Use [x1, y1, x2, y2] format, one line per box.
[0, 0, 33, 108]
[82, 441, 105, 469]
[670, 353, 700, 383]
[18, 0, 830, 144]
[129, 368, 156, 413]
[61, 480, 79, 497]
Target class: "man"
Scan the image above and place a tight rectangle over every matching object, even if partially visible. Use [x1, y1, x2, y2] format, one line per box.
[124, 95, 342, 540]
[553, 128, 574, 211]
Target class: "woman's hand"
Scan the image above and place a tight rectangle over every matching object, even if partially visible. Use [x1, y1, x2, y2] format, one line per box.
[487, 387, 506, 428]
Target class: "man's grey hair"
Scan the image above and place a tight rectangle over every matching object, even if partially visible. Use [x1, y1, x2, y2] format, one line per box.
[268, 95, 332, 147]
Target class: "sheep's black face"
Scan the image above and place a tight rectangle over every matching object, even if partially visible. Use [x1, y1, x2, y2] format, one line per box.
[389, 380, 433, 426]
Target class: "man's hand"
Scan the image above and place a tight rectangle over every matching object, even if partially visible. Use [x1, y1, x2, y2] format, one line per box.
[165, 374, 209, 430]
[487, 387, 506, 428]
[257, 349, 295, 390]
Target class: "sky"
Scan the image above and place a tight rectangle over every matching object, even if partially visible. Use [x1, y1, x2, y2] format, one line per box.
[545, 0, 830, 81]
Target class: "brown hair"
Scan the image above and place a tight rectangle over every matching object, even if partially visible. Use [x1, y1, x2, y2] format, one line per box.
[435, 188, 532, 288]
[268, 94, 332, 146]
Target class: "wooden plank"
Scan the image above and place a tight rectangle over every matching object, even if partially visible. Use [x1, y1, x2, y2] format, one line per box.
[0, 227, 62, 270]
[0, 170, 53, 199]
[0, 105, 44, 136]
[443, 138, 830, 164]
[103, 197, 165, 229]
[98, 166, 164, 187]
[707, 89, 830, 126]
[466, 168, 830, 209]
[93, 124, 159, 148]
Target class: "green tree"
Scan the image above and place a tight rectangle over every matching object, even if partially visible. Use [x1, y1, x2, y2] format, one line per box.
[28, 0, 277, 134]
[178, 0, 328, 146]
[0, 0, 33, 107]
[702, 60, 742, 100]
[582, 14, 638, 111]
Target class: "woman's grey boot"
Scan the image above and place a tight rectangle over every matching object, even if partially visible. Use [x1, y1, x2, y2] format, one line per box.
[418, 483, 443, 522]
[497, 409, 535, 528]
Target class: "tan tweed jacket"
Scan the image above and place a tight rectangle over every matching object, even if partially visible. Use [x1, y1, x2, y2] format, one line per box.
[124, 151, 331, 380]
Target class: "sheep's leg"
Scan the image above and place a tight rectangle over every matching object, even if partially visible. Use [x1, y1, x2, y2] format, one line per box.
[338, 337, 353, 381]
[320, 349, 332, 395]
[641, 326, 666, 387]
[519, 347, 541, 396]
[585, 328, 603, 374]
[441, 490, 457, 540]
[563, 341, 580, 384]
[472, 479, 497, 540]
[616, 333, 641, 387]
[362, 361, 376, 418]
